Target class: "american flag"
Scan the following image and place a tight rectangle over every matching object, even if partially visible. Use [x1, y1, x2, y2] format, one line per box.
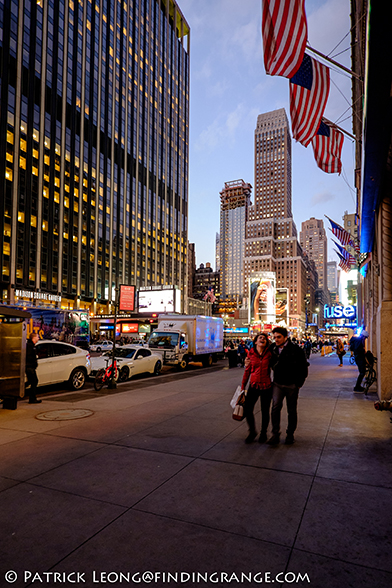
[262, 0, 308, 78]
[326, 216, 360, 253]
[335, 251, 351, 273]
[312, 118, 344, 174]
[203, 288, 216, 303]
[290, 54, 330, 147]
[333, 241, 357, 266]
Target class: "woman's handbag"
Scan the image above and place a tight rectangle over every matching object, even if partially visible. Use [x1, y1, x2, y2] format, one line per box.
[230, 386, 242, 409]
[232, 390, 246, 421]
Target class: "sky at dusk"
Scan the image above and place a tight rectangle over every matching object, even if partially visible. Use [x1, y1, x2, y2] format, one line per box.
[179, 0, 356, 269]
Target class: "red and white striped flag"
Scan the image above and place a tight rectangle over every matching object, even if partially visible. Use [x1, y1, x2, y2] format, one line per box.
[327, 216, 361, 254]
[262, 0, 307, 78]
[312, 118, 344, 174]
[336, 251, 352, 273]
[290, 54, 330, 147]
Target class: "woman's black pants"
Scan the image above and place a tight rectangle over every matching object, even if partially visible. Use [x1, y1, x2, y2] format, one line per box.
[244, 385, 272, 434]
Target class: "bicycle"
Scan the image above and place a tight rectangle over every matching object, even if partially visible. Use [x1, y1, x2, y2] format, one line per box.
[363, 351, 377, 395]
[94, 357, 118, 391]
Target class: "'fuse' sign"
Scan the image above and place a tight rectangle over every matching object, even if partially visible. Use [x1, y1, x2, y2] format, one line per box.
[324, 304, 356, 319]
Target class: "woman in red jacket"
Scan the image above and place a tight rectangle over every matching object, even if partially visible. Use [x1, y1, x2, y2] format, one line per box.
[241, 332, 272, 444]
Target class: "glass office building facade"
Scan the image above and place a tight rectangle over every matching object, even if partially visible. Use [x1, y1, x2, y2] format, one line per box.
[0, 0, 189, 311]
[219, 180, 251, 301]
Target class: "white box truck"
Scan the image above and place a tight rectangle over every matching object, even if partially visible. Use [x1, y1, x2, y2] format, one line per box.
[147, 314, 224, 369]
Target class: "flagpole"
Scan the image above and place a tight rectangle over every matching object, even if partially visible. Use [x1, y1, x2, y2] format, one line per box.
[322, 117, 358, 142]
[306, 45, 363, 82]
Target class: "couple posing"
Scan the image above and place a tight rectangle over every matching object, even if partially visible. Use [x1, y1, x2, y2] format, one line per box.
[241, 327, 308, 446]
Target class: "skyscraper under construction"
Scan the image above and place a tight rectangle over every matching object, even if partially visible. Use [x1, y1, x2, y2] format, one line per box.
[0, 0, 189, 312]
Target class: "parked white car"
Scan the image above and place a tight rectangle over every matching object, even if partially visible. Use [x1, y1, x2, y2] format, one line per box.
[32, 340, 91, 390]
[89, 340, 113, 353]
[90, 345, 162, 381]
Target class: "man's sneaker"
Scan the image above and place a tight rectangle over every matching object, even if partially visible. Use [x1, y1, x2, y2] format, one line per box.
[353, 386, 365, 392]
[29, 399, 42, 404]
[285, 434, 295, 445]
[267, 434, 280, 446]
[245, 432, 257, 444]
[258, 431, 267, 443]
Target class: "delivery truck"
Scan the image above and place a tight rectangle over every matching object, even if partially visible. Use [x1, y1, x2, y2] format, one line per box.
[147, 314, 224, 369]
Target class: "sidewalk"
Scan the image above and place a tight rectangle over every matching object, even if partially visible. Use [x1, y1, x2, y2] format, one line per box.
[1, 354, 391, 588]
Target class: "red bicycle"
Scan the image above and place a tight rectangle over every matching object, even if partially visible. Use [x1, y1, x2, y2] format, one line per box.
[94, 357, 118, 391]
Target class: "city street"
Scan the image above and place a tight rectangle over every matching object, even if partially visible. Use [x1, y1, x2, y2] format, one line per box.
[1, 354, 391, 588]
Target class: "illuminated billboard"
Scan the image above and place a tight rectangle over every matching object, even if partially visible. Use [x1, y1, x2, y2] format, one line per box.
[249, 272, 276, 325]
[138, 288, 181, 314]
[275, 288, 289, 327]
[119, 285, 136, 312]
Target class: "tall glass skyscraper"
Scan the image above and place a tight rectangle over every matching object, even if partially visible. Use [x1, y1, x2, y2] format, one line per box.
[219, 179, 251, 301]
[0, 0, 189, 312]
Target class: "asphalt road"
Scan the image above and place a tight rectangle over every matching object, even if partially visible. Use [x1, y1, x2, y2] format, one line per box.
[34, 358, 229, 402]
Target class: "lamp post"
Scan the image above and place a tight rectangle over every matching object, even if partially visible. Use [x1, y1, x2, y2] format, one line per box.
[315, 307, 320, 339]
[304, 296, 309, 331]
[108, 283, 119, 389]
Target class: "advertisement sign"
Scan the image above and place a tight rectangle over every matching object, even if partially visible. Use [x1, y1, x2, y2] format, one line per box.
[194, 316, 223, 354]
[10, 306, 89, 347]
[119, 285, 136, 312]
[324, 304, 357, 319]
[138, 288, 181, 314]
[249, 272, 276, 325]
[223, 327, 249, 334]
[121, 323, 138, 333]
[275, 288, 288, 326]
[138, 324, 151, 333]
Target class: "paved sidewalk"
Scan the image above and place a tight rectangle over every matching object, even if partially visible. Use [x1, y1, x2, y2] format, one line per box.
[1, 354, 391, 588]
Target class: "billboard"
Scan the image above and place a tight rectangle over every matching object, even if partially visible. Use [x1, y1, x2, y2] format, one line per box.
[275, 288, 289, 327]
[121, 323, 139, 333]
[9, 306, 89, 347]
[138, 288, 181, 314]
[249, 272, 276, 325]
[119, 285, 136, 312]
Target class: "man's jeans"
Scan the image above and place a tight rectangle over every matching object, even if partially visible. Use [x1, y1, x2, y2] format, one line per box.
[354, 355, 366, 388]
[271, 382, 299, 436]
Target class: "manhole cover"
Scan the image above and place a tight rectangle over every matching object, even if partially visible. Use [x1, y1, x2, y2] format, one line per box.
[36, 409, 94, 421]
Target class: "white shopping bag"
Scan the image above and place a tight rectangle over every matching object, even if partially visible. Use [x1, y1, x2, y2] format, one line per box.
[230, 385, 243, 409]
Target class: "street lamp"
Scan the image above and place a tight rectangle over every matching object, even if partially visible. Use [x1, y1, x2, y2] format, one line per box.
[108, 282, 119, 389]
[315, 307, 320, 339]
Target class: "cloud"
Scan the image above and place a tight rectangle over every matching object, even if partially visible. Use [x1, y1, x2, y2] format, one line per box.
[311, 191, 336, 206]
[307, 0, 350, 57]
[195, 104, 245, 152]
[193, 59, 213, 81]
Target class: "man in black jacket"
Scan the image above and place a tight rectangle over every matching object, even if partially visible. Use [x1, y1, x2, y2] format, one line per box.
[349, 330, 368, 391]
[268, 327, 308, 445]
[26, 333, 41, 404]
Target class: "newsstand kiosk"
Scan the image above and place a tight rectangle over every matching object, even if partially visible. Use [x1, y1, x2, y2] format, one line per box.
[0, 306, 31, 409]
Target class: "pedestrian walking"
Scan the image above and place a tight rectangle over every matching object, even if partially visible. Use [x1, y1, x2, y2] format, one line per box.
[237, 341, 247, 367]
[304, 339, 312, 360]
[25, 333, 41, 404]
[227, 341, 238, 368]
[349, 330, 369, 391]
[241, 333, 272, 444]
[336, 337, 345, 367]
[268, 327, 309, 445]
